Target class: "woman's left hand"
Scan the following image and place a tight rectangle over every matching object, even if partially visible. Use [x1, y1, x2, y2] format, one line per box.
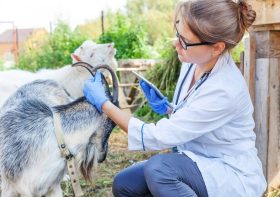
[139, 80, 170, 115]
[83, 71, 109, 113]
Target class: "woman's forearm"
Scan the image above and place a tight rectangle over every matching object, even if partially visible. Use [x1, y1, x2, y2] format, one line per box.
[102, 101, 131, 133]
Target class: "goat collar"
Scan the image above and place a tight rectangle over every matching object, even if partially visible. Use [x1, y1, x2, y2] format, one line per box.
[53, 112, 84, 197]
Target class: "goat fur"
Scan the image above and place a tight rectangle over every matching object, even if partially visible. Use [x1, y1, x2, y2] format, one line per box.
[0, 79, 115, 197]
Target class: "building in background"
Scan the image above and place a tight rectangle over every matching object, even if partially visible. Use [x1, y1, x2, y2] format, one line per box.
[0, 28, 47, 68]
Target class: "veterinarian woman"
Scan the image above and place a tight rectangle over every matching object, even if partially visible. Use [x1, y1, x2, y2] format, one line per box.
[83, 0, 267, 196]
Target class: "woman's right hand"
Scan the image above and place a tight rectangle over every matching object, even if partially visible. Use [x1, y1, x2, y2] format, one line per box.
[83, 71, 109, 113]
[139, 80, 170, 115]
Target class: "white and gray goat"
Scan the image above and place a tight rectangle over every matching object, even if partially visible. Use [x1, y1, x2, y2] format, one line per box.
[0, 63, 118, 197]
[0, 40, 117, 107]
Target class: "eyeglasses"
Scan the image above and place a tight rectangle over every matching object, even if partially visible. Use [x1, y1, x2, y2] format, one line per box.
[175, 20, 212, 50]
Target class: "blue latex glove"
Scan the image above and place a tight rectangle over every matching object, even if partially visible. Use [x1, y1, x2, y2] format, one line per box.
[139, 80, 169, 115]
[83, 71, 109, 113]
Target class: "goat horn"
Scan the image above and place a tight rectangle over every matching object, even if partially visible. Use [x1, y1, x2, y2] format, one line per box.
[72, 61, 95, 76]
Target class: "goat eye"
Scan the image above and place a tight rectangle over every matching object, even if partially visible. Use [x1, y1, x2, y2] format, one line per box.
[90, 53, 94, 58]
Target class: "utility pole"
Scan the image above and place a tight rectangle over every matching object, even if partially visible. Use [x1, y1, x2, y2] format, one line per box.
[14, 27, 19, 62]
[101, 10, 104, 35]
[49, 21, 53, 35]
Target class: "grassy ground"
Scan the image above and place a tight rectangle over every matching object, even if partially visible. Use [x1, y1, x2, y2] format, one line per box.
[60, 128, 280, 197]
[266, 189, 280, 197]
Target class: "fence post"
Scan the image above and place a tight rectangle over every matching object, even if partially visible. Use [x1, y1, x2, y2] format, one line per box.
[101, 10, 104, 35]
[250, 24, 280, 189]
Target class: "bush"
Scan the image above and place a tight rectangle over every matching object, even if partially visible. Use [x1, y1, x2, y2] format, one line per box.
[17, 21, 86, 71]
[98, 14, 156, 59]
[230, 41, 244, 63]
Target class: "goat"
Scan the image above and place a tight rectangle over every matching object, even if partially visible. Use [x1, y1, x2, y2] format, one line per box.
[0, 40, 117, 107]
[36, 40, 117, 98]
[0, 63, 118, 197]
[71, 40, 117, 72]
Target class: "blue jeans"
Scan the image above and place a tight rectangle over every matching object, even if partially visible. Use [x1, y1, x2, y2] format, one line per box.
[112, 153, 208, 197]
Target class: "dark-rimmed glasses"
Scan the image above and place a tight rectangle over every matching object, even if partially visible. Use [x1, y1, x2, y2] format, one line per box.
[175, 20, 213, 50]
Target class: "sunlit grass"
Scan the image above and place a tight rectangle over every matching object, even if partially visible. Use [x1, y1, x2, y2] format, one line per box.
[266, 188, 280, 197]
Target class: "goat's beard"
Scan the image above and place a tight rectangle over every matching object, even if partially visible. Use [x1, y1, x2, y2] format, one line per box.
[78, 119, 115, 181]
[79, 140, 100, 180]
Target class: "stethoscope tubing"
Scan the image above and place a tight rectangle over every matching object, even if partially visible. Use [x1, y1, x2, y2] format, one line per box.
[172, 63, 211, 114]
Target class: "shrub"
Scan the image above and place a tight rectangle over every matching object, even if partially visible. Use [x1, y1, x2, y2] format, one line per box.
[17, 21, 86, 71]
[230, 41, 244, 63]
[98, 14, 156, 59]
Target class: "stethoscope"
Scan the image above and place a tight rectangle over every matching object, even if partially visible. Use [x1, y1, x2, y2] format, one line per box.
[171, 63, 212, 114]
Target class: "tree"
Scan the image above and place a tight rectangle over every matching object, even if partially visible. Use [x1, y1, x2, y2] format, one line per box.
[126, 0, 179, 45]
[98, 14, 154, 59]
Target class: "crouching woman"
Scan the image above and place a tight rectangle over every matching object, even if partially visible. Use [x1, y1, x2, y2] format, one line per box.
[83, 0, 267, 196]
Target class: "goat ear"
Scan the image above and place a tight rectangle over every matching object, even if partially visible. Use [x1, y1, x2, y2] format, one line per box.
[71, 54, 81, 62]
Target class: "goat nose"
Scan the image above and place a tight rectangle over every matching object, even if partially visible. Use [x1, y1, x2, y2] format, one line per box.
[108, 44, 111, 48]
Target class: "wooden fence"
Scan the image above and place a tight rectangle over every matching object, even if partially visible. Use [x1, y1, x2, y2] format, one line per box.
[239, 25, 280, 190]
[116, 59, 160, 113]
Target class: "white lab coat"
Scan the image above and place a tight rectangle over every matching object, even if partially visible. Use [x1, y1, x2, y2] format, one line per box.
[128, 51, 267, 197]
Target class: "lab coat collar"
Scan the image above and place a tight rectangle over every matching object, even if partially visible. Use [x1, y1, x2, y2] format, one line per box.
[210, 50, 231, 75]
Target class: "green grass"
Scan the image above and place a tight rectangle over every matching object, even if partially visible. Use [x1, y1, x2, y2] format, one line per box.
[61, 151, 158, 197]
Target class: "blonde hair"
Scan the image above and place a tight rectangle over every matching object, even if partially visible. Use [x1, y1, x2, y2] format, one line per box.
[175, 0, 256, 50]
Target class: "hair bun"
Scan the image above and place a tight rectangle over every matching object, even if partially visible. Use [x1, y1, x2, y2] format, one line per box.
[238, 0, 256, 29]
